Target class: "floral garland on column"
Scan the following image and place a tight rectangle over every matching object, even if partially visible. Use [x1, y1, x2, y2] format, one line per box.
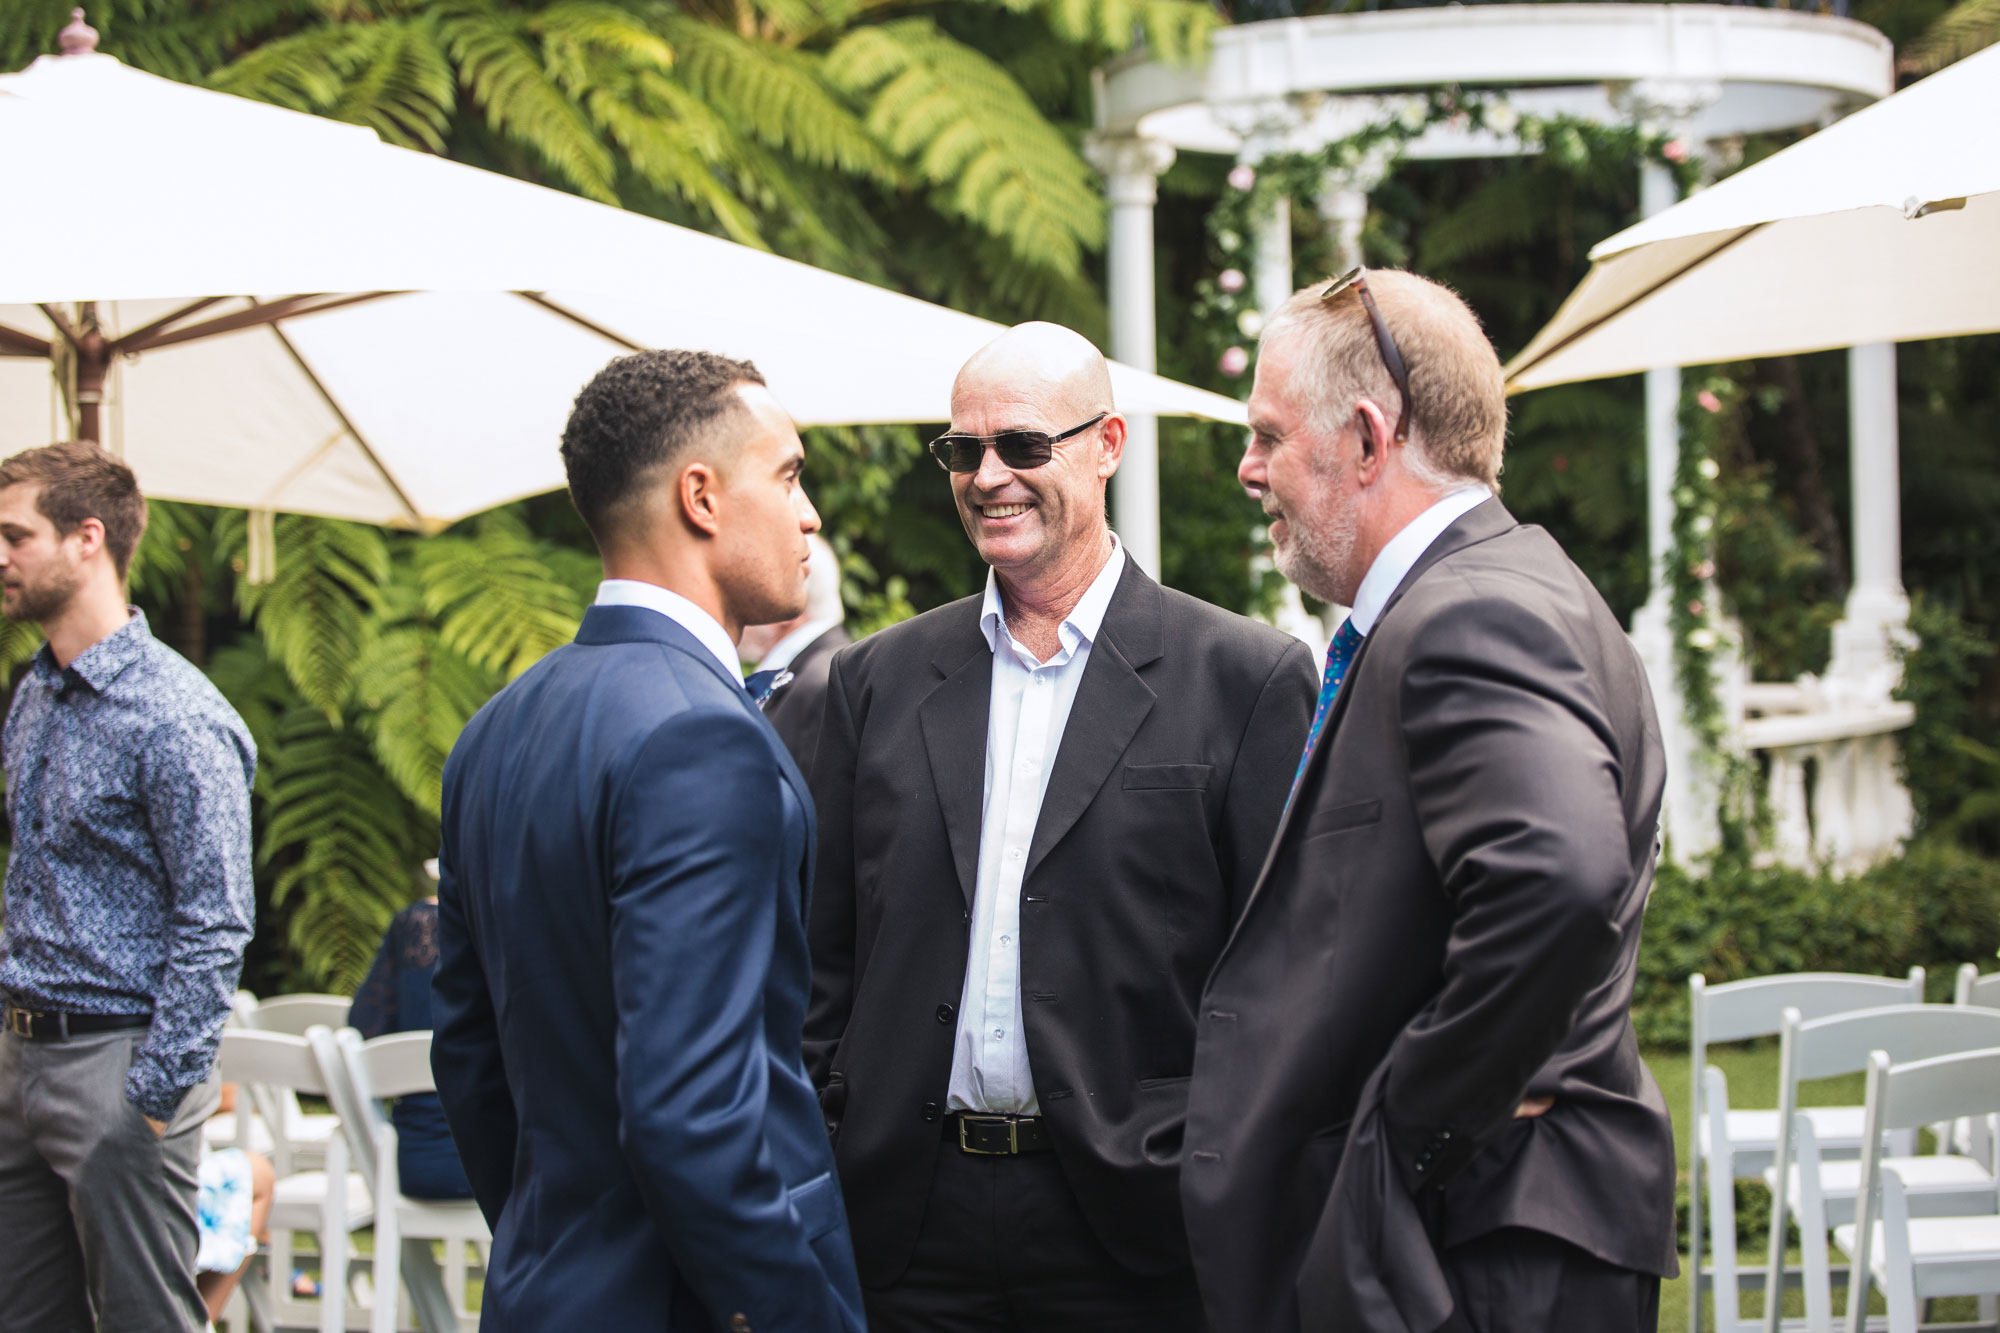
[1192, 91, 1698, 386]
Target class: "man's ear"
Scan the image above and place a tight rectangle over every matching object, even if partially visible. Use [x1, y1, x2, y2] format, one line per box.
[1352, 400, 1393, 484]
[680, 462, 723, 538]
[68, 517, 108, 564]
[1096, 414, 1127, 480]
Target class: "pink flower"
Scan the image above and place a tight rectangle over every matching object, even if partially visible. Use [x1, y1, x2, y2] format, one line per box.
[1693, 560, 1716, 581]
[1688, 599, 1705, 617]
[1663, 139, 1690, 163]
[1227, 164, 1256, 192]
[1219, 346, 1250, 377]
[1217, 268, 1247, 295]
[1697, 390, 1723, 414]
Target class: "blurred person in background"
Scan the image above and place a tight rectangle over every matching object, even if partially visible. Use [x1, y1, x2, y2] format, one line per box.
[738, 532, 849, 768]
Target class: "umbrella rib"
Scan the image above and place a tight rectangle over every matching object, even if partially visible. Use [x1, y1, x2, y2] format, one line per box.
[125, 293, 400, 353]
[1506, 224, 1766, 385]
[0, 322, 52, 357]
[514, 292, 643, 351]
[107, 297, 229, 355]
[269, 325, 426, 531]
[36, 304, 83, 350]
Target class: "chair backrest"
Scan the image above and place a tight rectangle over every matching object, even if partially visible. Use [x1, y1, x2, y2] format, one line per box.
[229, 990, 260, 1029]
[357, 1031, 437, 1101]
[249, 993, 355, 1036]
[1957, 964, 2000, 1010]
[1787, 1003, 2000, 1083]
[308, 1025, 381, 1184]
[1869, 1045, 2000, 1136]
[216, 1028, 332, 1098]
[1694, 969, 1927, 1047]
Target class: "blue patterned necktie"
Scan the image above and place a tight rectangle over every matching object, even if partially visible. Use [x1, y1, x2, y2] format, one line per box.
[1291, 618, 1364, 795]
[744, 668, 793, 709]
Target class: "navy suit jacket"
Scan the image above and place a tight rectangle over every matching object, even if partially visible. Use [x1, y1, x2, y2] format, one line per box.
[432, 603, 865, 1333]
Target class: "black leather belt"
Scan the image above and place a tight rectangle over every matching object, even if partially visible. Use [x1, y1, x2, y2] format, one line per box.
[4, 1002, 151, 1043]
[948, 1112, 1052, 1155]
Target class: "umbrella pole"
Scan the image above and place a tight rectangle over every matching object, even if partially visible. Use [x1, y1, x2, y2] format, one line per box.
[74, 303, 108, 445]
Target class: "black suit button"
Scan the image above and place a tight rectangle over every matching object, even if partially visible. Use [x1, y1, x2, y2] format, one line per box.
[936, 1004, 955, 1025]
[1414, 1162, 1427, 1174]
[921, 1102, 940, 1123]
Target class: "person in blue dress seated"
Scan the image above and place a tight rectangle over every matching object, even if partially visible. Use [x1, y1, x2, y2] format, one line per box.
[348, 897, 474, 1200]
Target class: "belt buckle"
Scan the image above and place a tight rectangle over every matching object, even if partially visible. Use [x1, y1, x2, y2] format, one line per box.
[958, 1113, 1018, 1156]
[4, 1007, 31, 1040]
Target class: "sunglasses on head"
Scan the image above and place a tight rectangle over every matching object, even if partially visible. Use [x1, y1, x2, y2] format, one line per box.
[1321, 266, 1412, 445]
[927, 412, 1109, 474]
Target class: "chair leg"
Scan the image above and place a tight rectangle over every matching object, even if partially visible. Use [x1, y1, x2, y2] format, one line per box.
[443, 1242, 467, 1319]
[242, 1253, 276, 1333]
[372, 1212, 401, 1333]
[401, 1240, 460, 1333]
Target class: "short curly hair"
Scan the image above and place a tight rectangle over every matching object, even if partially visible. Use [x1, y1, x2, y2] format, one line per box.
[0, 440, 149, 577]
[560, 349, 767, 547]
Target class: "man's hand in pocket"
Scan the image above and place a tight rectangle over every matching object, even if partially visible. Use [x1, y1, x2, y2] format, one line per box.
[144, 1115, 167, 1138]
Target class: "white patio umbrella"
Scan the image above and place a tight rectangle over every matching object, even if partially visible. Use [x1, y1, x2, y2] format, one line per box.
[1505, 44, 2000, 392]
[0, 28, 1245, 534]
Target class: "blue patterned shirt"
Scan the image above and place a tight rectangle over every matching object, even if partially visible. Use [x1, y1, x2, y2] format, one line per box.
[0, 611, 256, 1121]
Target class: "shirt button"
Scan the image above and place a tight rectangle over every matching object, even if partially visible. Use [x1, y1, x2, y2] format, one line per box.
[936, 1003, 955, 1024]
[993, 1028, 1005, 1040]
[999, 935, 1010, 946]
[1009, 848, 1023, 861]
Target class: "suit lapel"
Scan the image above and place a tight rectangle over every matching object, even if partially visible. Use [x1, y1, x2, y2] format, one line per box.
[917, 604, 993, 906]
[1225, 499, 1519, 949]
[1024, 563, 1162, 884]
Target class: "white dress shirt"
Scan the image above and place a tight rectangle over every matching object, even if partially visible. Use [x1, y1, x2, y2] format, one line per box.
[947, 535, 1127, 1114]
[594, 579, 746, 689]
[751, 617, 843, 675]
[1345, 486, 1491, 639]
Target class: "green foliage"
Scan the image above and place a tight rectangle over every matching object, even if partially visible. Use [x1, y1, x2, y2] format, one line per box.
[235, 515, 390, 720]
[1896, 594, 1997, 836]
[1899, 0, 2000, 71]
[1632, 837, 2000, 1046]
[416, 512, 583, 679]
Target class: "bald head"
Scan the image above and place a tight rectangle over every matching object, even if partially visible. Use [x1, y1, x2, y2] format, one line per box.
[952, 322, 1114, 424]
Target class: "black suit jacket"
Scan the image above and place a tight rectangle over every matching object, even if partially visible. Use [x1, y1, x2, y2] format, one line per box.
[806, 558, 1317, 1285]
[1183, 500, 1677, 1333]
[761, 624, 851, 769]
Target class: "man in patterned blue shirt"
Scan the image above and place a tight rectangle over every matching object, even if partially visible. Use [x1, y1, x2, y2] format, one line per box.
[0, 441, 256, 1333]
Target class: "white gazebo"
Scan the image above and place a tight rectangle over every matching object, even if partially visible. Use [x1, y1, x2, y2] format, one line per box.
[1090, 3, 1912, 866]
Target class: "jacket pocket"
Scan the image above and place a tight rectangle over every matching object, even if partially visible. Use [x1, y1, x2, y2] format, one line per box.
[1122, 763, 1213, 791]
[1301, 798, 1382, 842]
[819, 1071, 847, 1142]
[787, 1171, 844, 1240]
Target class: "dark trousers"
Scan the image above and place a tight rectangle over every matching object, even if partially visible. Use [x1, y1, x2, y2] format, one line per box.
[1438, 1226, 1661, 1333]
[0, 1027, 219, 1333]
[865, 1137, 1208, 1333]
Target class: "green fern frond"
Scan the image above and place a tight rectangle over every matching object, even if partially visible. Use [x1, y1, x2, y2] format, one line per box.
[354, 625, 496, 816]
[827, 20, 1102, 275]
[415, 516, 582, 679]
[587, 77, 769, 245]
[326, 16, 457, 152]
[204, 639, 302, 794]
[1417, 169, 1561, 270]
[260, 703, 432, 993]
[127, 500, 210, 609]
[661, 18, 895, 182]
[439, 7, 619, 201]
[237, 515, 390, 720]
[0, 617, 43, 680]
[533, 0, 677, 85]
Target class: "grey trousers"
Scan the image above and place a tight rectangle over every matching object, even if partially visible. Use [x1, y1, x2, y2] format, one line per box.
[0, 1027, 221, 1333]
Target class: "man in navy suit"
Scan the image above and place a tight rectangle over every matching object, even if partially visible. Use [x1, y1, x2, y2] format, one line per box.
[432, 349, 866, 1332]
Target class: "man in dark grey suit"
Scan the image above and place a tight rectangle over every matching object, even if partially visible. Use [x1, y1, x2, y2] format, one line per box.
[807, 322, 1317, 1330]
[1183, 270, 1676, 1333]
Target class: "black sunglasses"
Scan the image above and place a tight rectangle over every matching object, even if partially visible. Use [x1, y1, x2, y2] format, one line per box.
[1321, 266, 1412, 445]
[928, 412, 1109, 474]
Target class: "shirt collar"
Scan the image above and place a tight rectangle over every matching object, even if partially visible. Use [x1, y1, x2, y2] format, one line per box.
[35, 608, 151, 693]
[979, 533, 1126, 659]
[752, 617, 843, 674]
[1348, 487, 1491, 637]
[593, 579, 744, 688]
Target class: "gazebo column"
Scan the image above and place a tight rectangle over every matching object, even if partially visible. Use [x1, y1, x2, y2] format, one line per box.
[1086, 134, 1176, 577]
[1829, 342, 1910, 697]
[1619, 79, 1720, 862]
[1317, 153, 1389, 275]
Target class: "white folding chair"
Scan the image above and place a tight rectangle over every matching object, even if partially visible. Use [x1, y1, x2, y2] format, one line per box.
[235, 994, 349, 1173]
[1761, 1004, 2000, 1333]
[207, 992, 277, 1157]
[1836, 1047, 2000, 1333]
[1690, 968, 1926, 1333]
[216, 1028, 373, 1333]
[310, 1026, 487, 1333]
[1955, 966, 2000, 1171]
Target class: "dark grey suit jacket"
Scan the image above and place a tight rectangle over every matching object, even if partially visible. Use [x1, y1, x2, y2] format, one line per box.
[761, 624, 850, 769]
[806, 558, 1318, 1286]
[1183, 499, 1677, 1333]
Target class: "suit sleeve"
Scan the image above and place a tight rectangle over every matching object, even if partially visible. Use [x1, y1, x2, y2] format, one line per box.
[802, 648, 859, 1091]
[430, 788, 518, 1227]
[1379, 592, 1637, 1194]
[611, 706, 846, 1331]
[1220, 639, 1320, 915]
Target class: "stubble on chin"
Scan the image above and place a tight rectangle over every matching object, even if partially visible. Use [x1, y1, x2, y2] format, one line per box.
[1274, 504, 1357, 607]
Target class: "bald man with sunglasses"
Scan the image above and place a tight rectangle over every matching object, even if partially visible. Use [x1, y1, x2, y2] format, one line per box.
[805, 322, 1317, 1331]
